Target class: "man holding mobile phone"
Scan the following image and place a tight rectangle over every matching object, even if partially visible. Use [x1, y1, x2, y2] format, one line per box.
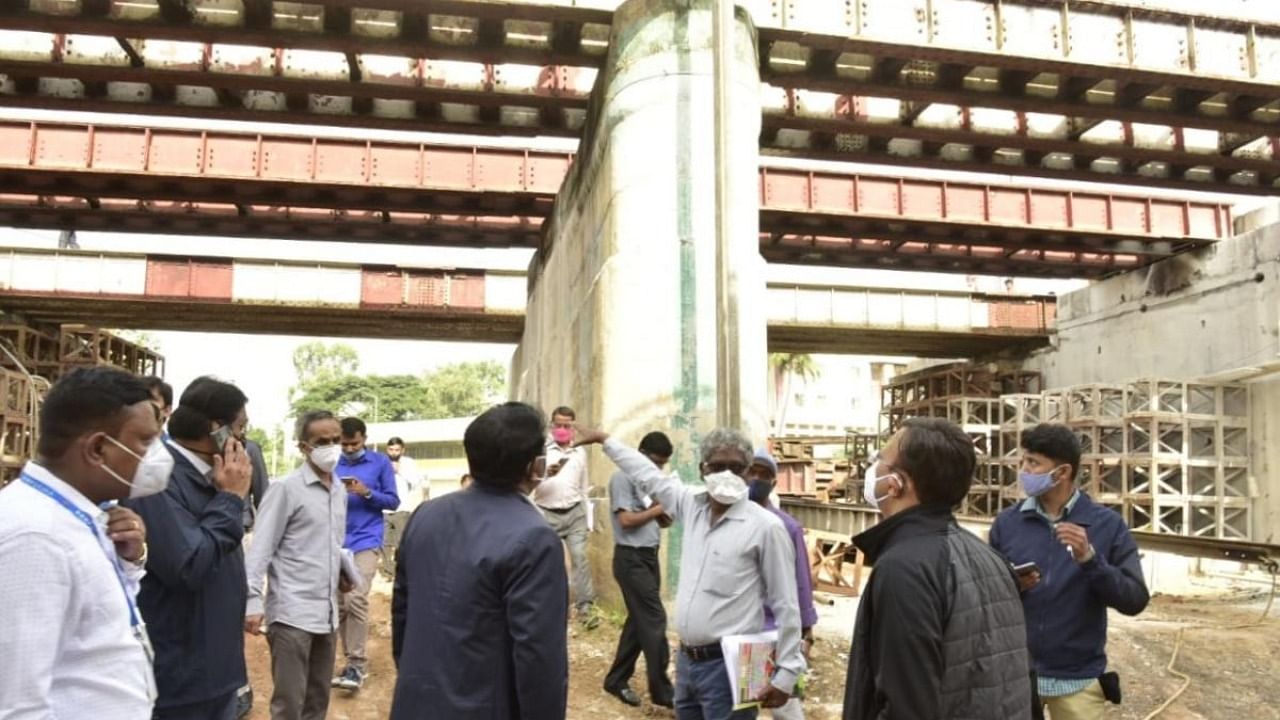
[126, 376, 255, 720]
[990, 424, 1149, 720]
[332, 416, 399, 692]
[532, 406, 597, 629]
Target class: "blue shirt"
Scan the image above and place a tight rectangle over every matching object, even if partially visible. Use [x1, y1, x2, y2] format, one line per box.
[337, 450, 399, 553]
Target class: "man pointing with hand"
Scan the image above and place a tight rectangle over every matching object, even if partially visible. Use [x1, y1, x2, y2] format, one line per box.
[576, 425, 804, 719]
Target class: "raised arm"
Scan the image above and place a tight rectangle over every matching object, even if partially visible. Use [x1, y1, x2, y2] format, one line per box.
[1083, 525, 1149, 616]
[594, 436, 693, 522]
[128, 487, 245, 591]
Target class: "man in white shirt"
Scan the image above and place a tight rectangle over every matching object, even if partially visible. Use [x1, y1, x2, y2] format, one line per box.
[0, 367, 166, 720]
[381, 436, 424, 578]
[244, 410, 351, 720]
[532, 405, 597, 628]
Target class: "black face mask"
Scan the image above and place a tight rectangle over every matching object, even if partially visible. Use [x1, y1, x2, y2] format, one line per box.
[748, 479, 773, 503]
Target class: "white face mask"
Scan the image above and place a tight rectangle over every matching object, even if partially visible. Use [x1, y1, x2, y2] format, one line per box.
[704, 469, 748, 505]
[309, 444, 342, 473]
[863, 462, 897, 511]
[103, 436, 174, 499]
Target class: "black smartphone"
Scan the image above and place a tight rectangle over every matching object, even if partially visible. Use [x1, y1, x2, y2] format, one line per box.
[1013, 561, 1040, 576]
[340, 476, 358, 487]
[211, 425, 235, 451]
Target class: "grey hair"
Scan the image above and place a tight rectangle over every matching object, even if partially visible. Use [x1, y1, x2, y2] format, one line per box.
[699, 427, 753, 466]
[295, 409, 337, 441]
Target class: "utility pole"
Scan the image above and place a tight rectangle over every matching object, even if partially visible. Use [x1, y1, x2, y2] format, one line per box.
[712, 0, 741, 429]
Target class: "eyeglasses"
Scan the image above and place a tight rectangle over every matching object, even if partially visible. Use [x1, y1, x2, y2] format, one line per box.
[705, 461, 748, 476]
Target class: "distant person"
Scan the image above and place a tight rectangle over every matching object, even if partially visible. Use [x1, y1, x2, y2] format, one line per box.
[602, 432, 675, 709]
[532, 405, 597, 628]
[747, 449, 817, 720]
[127, 376, 255, 720]
[244, 410, 350, 720]
[333, 416, 399, 691]
[390, 402, 568, 720]
[577, 426, 804, 717]
[0, 368, 160, 719]
[143, 375, 173, 435]
[843, 418, 1030, 720]
[990, 424, 1149, 720]
[381, 436, 423, 578]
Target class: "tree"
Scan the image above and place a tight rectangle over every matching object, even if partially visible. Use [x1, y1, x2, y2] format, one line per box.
[421, 361, 506, 418]
[769, 353, 820, 437]
[245, 424, 289, 478]
[292, 374, 431, 423]
[292, 342, 359, 386]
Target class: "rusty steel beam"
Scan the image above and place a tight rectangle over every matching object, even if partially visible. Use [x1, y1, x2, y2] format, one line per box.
[0, 120, 1239, 276]
[762, 115, 1280, 195]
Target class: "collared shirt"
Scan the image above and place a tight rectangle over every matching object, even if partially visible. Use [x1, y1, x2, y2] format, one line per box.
[245, 462, 347, 634]
[602, 439, 806, 694]
[533, 442, 589, 510]
[0, 462, 155, 719]
[1024, 489, 1082, 522]
[608, 469, 660, 548]
[390, 455, 426, 513]
[169, 441, 212, 477]
[337, 450, 400, 553]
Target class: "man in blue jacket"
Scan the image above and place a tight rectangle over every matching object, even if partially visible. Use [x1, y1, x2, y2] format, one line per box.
[126, 377, 255, 720]
[333, 416, 399, 691]
[990, 423, 1150, 720]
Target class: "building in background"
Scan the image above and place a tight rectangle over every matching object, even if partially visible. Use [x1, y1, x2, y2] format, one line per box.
[366, 417, 473, 497]
[768, 355, 911, 438]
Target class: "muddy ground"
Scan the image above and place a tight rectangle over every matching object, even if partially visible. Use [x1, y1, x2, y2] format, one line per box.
[242, 582, 1280, 720]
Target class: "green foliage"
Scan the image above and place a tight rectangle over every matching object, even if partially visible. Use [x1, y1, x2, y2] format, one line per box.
[245, 424, 290, 478]
[286, 344, 506, 423]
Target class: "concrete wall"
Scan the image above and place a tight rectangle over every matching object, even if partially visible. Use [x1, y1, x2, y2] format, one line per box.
[511, 0, 768, 604]
[1023, 212, 1280, 542]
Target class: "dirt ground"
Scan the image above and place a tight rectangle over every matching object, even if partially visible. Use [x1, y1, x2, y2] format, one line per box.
[242, 582, 1280, 720]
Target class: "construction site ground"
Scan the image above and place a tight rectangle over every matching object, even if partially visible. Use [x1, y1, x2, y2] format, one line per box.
[241, 576, 1280, 720]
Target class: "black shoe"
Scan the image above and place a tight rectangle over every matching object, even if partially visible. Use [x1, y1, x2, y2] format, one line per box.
[652, 697, 675, 709]
[605, 686, 642, 707]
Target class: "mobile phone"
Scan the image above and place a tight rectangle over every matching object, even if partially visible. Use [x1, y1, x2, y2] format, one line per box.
[340, 476, 358, 487]
[1013, 561, 1040, 576]
[211, 425, 234, 451]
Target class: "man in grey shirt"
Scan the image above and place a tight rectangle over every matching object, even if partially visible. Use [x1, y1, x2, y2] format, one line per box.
[603, 431, 676, 709]
[577, 426, 804, 718]
[244, 410, 351, 720]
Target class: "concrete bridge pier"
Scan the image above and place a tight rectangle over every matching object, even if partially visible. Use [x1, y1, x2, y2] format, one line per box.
[511, 0, 767, 599]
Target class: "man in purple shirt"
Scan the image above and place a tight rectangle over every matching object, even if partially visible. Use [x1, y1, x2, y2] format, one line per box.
[747, 449, 817, 720]
[333, 416, 400, 692]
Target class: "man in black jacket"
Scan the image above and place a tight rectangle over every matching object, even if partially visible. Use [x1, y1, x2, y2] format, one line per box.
[843, 417, 1031, 720]
[126, 377, 255, 720]
[390, 402, 568, 720]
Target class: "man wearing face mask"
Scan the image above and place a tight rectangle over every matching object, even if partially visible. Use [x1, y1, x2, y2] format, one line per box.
[989, 424, 1149, 720]
[126, 376, 255, 720]
[746, 450, 817, 720]
[534, 405, 598, 628]
[390, 402, 568, 720]
[333, 416, 399, 692]
[243, 410, 350, 720]
[576, 426, 804, 719]
[843, 417, 1030, 720]
[0, 368, 160, 719]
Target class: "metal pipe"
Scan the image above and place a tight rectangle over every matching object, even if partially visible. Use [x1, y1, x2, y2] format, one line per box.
[712, 0, 741, 429]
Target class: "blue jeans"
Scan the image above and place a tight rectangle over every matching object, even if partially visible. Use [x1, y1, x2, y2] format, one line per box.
[675, 652, 759, 720]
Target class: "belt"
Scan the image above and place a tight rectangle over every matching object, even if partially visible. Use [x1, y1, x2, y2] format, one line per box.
[539, 502, 580, 514]
[680, 642, 723, 662]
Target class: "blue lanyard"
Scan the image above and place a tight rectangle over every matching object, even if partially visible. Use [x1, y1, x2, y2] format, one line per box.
[20, 473, 143, 631]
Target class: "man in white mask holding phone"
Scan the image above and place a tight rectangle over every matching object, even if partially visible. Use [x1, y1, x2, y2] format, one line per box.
[127, 376, 255, 720]
[575, 426, 804, 719]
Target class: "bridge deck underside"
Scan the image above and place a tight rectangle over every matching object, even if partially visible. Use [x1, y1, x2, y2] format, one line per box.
[1, 0, 1276, 195]
[0, 120, 1234, 278]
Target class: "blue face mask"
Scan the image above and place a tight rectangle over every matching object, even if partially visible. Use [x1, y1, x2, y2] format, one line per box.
[343, 448, 366, 463]
[1019, 466, 1065, 497]
[748, 479, 773, 504]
